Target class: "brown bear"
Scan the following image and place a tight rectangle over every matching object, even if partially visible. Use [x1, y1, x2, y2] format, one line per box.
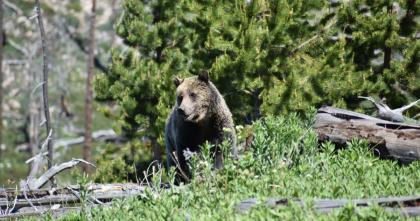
[165, 71, 237, 181]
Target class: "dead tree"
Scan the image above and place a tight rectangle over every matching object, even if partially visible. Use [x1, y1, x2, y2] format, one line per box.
[35, 0, 53, 170]
[83, 0, 96, 173]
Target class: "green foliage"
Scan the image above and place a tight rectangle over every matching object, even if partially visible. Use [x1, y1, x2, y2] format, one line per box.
[93, 0, 420, 193]
[96, 0, 419, 151]
[53, 115, 419, 220]
[94, 140, 154, 183]
[95, 0, 195, 141]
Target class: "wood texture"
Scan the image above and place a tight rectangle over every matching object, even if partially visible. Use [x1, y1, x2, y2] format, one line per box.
[0, 183, 147, 218]
[313, 106, 420, 163]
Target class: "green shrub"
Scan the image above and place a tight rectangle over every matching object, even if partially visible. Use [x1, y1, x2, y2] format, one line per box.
[52, 114, 419, 220]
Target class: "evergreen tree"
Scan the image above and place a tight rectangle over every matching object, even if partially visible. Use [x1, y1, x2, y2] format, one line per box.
[95, 0, 195, 160]
[264, 0, 419, 115]
[94, 0, 419, 180]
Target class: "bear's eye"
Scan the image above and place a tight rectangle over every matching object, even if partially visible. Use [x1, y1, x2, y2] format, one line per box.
[189, 92, 197, 99]
[177, 95, 183, 103]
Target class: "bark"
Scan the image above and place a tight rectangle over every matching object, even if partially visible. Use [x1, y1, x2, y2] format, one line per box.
[83, 0, 96, 174]
[35, 0, 53, 170]
[313, 106, 420, 163]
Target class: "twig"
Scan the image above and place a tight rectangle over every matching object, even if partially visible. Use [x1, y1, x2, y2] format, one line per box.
[23, 185, 38, 212]
[169, 151, 190, 182]
[25, 151, 48, 164]
[31, 81, 45, 95]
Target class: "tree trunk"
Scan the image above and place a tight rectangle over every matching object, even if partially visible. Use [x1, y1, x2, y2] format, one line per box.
[35, 0, 53, 170]
[83, 0, 96, 173]
[0, 0, 3, 159]
[313, 106, 420, 163]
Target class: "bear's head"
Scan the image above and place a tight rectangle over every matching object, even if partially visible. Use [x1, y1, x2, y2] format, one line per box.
[173, 71, 213, 123]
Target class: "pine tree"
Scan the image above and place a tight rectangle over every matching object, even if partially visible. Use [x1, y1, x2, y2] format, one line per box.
[95, 0, 196, 160]
[94, 0, 419, 180]
[261, 0, 419, 115]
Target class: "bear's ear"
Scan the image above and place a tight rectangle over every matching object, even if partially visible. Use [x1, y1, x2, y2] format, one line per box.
[198, 70, 209, 82]
[173, 77, 183, 87]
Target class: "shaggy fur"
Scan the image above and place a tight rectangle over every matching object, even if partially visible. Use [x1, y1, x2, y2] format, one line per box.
[165, 71, 237, 181]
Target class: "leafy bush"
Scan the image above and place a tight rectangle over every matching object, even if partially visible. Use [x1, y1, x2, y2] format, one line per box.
[94, 140, 154, 183]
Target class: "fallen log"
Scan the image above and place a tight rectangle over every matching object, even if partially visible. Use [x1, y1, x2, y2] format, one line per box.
[236, 195, 420, 217]
[313, 106, 420, 163]
[0, 183, 148, 218]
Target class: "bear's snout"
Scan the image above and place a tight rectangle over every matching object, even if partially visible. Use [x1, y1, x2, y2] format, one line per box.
[177, 107, 186, 116]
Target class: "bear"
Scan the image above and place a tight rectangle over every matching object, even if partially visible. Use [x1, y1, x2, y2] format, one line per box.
[165, 71, 237, 181]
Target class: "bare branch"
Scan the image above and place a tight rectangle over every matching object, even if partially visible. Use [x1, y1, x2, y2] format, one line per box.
[359, 96, 419, 122]
[34, 0, 53, 172]
[21, 159, 95, 190]
[394, 99, 420, 114]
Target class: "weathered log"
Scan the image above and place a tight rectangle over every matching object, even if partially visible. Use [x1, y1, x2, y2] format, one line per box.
[0, 183, 148, 218]
[236, 195, 420, 217]
[313, 106, 420, 163]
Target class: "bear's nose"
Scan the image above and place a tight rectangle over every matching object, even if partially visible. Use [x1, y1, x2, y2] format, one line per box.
[177, 107, 186, 116]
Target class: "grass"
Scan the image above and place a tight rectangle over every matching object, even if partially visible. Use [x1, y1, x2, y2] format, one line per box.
[33, 114, 420, 220]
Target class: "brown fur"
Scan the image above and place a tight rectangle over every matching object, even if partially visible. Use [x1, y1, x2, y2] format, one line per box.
[165, 71, 237, 181]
